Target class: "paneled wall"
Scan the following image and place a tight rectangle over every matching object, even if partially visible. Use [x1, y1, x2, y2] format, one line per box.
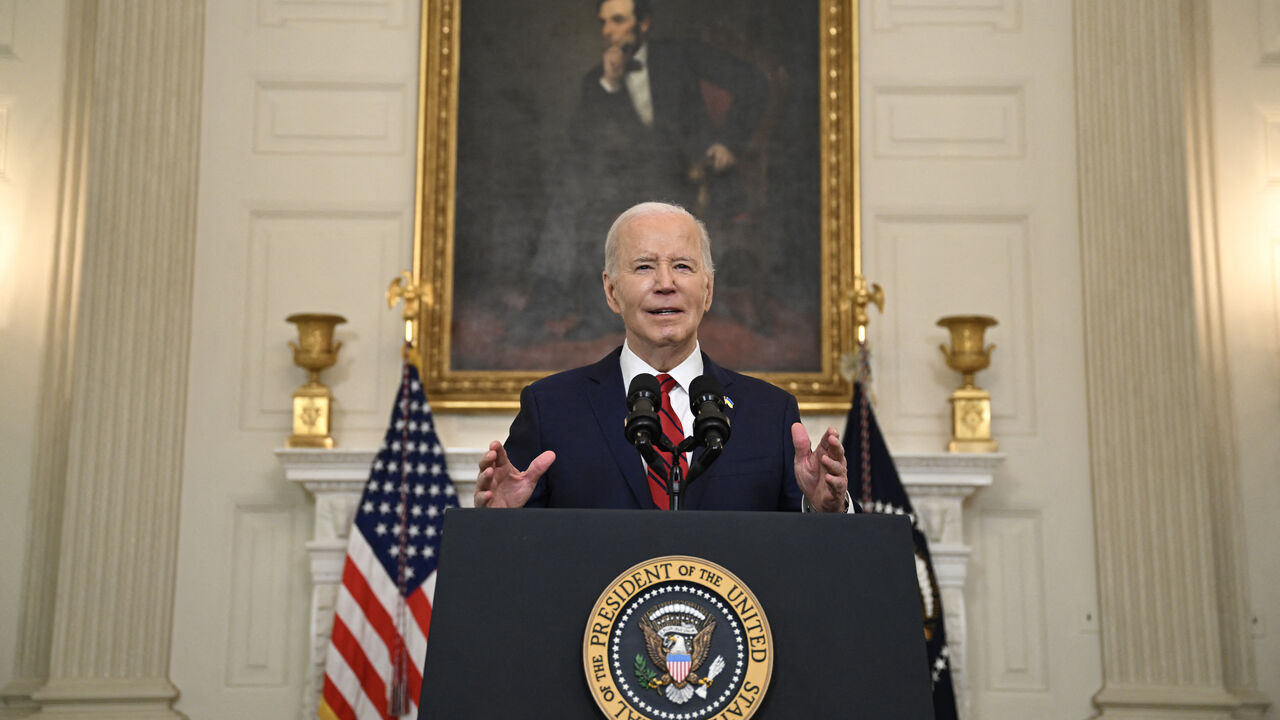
[169, 2, 420, 717]
[859, 2, 1100, 717]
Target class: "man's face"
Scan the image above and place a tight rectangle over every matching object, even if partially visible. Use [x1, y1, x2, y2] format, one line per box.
[598, 0, 649, 53]
[603, 213, 714, 364]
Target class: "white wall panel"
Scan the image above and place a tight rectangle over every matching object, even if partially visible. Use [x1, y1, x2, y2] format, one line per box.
[240, 210, 405, 432]
[226, 506, 300, 687]
[870, 0, 1019, 31]
[873, 85, 1025, 159]
[258, 0, 409, 28]
[254, 81, 407, 155]
[875, 213, 1035, 437]
[861, 1, 1098, 716]
[980, 511, 1048, 691]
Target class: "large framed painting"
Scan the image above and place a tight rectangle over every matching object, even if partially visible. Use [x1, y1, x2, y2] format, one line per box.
[413, 0, 860, 410]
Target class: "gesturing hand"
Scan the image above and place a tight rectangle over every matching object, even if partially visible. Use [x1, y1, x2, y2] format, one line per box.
[791, 424, 849, 513]
[474, 441, 555, 508]
[602, 44, 626, 89]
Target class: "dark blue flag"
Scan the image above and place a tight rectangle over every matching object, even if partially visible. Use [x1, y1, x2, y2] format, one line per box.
[843, 382, 959, 720]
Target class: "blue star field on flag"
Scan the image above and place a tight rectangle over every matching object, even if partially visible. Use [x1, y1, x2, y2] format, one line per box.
[355, 363, 459, 599]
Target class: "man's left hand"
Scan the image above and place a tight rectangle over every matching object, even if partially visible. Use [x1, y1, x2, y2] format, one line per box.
[791, 423, 848, 512]
[705, 143, 736, 172]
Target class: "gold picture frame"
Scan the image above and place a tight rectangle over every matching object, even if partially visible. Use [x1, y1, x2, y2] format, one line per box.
[412, 0, 860, 411]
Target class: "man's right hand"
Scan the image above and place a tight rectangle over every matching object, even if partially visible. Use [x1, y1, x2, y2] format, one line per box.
[474, 441, 555, 508]
[601, 44, 626, 89]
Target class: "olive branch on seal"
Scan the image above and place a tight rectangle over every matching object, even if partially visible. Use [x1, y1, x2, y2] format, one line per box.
[633, 654, 657, 686]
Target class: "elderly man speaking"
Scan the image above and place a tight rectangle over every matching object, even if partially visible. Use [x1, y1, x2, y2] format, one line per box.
[475, 202, 851, 514]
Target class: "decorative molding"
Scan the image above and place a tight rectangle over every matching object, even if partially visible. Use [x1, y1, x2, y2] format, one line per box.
[1259, 0, 1280, 64]
[257, 0, 409, 28]
[239, 210, 404, 433]
[872, 85, 1025, 159]
[226, 507, 297, 687]
[253, 80, 407, 155]
[0, 0, 15, 59]
[277, 448, 995, 719]
[876, 213, 1036, 438]
[870, 0, 1020, 31]
[979, 511, 1047, 691]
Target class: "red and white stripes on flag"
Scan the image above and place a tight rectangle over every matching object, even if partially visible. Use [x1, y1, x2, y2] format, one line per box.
[319, 361, 457, 720]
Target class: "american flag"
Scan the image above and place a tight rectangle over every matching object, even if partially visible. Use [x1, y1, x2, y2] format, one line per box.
[319, 361, 458, 720]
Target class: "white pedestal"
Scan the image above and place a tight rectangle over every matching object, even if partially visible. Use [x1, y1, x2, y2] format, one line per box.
[897, 452, 1002, 719]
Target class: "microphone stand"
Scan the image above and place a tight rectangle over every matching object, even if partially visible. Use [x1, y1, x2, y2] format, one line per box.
[633, 430, 722, 511]
[664, 437, 698, 511]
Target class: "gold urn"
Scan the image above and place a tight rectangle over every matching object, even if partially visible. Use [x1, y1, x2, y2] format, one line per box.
[286, 313, 346, 448]
[937, 314, 998, 453]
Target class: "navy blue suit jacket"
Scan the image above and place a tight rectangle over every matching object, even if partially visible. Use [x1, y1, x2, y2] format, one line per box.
[504, 348, 803, 511]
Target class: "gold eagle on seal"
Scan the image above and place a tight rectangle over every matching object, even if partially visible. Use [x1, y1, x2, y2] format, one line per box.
[638, 601, 721, 704]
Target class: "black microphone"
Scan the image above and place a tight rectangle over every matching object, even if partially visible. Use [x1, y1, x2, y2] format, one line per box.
[624, 373, 663, 448]
[689, 374, 731, 451]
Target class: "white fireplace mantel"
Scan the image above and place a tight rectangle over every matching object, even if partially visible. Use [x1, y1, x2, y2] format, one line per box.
[277, 447, 999, 719]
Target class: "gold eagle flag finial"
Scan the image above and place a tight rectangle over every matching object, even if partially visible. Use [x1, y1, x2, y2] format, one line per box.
[386, 271, 430, 364]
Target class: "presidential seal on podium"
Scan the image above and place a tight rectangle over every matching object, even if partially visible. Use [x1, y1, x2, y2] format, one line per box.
[583, 556, 773, 720]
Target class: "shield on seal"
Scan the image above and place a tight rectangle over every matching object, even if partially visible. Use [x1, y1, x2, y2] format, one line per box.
[667, 653, 692, 683]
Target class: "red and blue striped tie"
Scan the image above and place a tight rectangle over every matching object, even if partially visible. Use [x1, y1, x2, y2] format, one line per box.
[647, 373, 689, 510]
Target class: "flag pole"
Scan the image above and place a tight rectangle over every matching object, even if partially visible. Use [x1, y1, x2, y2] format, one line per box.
[845, 274, 884, 506]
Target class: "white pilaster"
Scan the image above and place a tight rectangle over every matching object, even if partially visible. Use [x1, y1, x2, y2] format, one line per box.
[1075, 1, 1264, 716]
[22, 2, 205, 718]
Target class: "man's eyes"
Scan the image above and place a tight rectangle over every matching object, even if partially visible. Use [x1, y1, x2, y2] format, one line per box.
[631, 262, 696, 272]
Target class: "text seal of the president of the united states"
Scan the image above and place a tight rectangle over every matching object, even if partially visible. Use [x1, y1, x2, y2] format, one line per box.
[583, 556, 773, 720]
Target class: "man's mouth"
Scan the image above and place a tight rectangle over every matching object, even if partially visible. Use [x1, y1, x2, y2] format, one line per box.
[647, 308, 682, 316]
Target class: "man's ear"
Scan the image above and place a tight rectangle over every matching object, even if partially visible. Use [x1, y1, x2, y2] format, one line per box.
[603, 271, 622, 314]
[703, 274, 714, 312]
[639, 17, 651, 34]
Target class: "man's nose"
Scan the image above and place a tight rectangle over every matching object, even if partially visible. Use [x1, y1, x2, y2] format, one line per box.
[653, 265, 676, 290]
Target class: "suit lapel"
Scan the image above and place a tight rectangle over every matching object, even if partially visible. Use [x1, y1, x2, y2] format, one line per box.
[586, 348, 653, 509]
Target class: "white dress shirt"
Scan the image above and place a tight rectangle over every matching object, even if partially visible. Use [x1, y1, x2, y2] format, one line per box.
[619, 339, 700, 465]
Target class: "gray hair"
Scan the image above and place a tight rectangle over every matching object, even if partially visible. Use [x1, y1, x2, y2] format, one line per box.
[603, 202, 715, 277]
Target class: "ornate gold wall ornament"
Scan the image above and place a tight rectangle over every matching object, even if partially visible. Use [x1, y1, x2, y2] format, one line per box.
[937, 315, 998, 453]
[286, 313, 346, 449]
